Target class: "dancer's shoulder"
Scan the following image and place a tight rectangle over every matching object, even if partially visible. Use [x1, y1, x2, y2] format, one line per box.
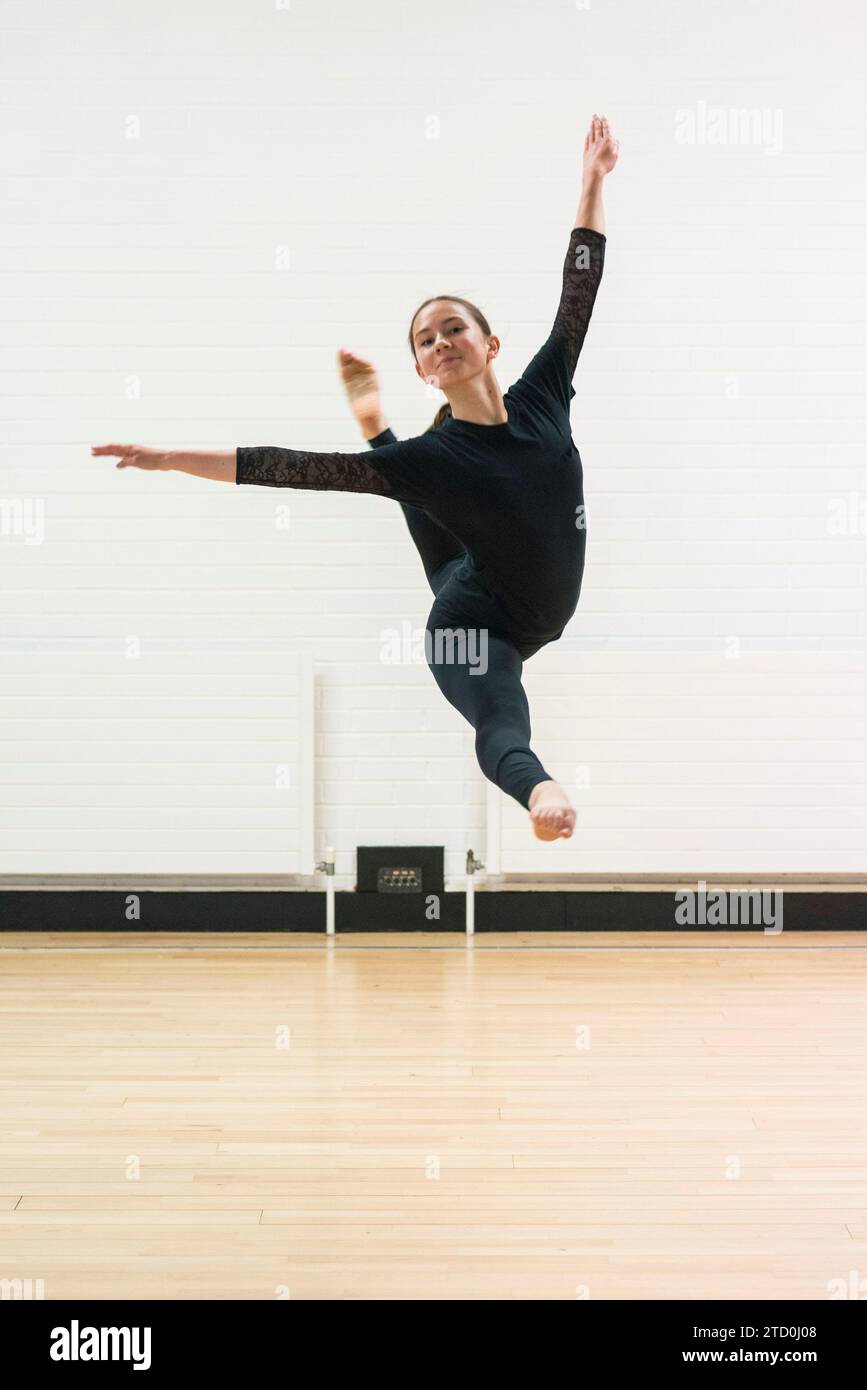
[510, 340, 577, 418]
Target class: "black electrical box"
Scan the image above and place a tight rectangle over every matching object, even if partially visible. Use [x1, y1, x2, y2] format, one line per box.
[356, 845, 444, 894]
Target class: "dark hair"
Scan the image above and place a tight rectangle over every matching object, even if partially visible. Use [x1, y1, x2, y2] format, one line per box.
[408, 295, 493, 432]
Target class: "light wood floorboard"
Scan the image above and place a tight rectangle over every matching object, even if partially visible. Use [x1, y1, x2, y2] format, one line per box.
[1, 931, 865, 1300]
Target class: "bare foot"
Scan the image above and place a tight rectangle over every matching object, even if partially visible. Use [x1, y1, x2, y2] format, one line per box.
[528, 780, 576, 841]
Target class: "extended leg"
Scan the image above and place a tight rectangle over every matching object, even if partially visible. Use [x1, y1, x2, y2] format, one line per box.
[424, 608, 551, 810]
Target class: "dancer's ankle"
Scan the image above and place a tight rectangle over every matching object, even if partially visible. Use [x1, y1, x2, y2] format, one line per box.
[528, 779, 557, 806]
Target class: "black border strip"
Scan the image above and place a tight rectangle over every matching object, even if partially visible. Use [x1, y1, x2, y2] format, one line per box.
[1, 890, 864, 932]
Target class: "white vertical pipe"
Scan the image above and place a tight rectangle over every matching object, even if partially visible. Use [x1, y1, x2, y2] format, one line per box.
[298, 649, 314, 876]
[465, 849, 483, 937]
[324, 844, 335, 935]
[485, 778, 501, 877]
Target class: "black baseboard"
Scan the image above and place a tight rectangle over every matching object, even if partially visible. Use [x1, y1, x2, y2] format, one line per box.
[1, 889, 864, 933]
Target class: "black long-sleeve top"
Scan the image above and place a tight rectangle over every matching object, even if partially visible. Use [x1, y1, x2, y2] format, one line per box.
[237, 225, 606, 643]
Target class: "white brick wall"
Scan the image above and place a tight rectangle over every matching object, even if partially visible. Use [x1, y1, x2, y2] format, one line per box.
[0, 644, 314, 875]
[1, 1, 864, 885]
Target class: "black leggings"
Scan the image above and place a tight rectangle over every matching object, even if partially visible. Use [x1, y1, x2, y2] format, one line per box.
[400, 503, 554, 810]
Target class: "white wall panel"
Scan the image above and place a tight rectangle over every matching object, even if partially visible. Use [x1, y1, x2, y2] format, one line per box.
[0, 642, 313, 874]
[0, 0, 863, 884]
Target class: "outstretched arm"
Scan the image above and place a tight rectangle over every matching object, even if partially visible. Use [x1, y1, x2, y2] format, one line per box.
[91, 436, 434, 508]
[516, 114, 618, 409]
[554, 115, 618, 377]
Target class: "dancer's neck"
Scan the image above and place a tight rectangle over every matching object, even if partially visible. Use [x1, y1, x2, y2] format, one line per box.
[445, 374, 508, 426]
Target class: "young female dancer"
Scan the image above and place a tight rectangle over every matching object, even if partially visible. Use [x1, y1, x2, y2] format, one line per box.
[92, 114, 618, 841]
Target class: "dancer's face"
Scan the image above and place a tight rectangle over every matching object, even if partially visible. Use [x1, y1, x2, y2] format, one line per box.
[411, 300, 499, 393]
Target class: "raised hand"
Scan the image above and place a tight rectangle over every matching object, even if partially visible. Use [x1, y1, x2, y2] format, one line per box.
[90, 443, 166, 471]
[337, 347, 385, 436]
[583, 113, 619, 180]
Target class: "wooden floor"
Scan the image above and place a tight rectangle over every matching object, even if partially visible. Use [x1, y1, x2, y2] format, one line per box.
[1, 930, 865, 1301]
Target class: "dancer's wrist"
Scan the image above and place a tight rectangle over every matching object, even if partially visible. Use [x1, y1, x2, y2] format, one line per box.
[580, 170, 604, 193]
[362, 417, 389, 441]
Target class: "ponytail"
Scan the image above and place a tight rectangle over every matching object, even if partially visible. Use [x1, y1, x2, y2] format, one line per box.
[426, 402, 452, 433]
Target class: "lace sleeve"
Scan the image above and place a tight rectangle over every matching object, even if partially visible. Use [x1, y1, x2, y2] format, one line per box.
[514, 225, 606, 411]
[552, 225, 606, 377]
[235, 436, 432, 508]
